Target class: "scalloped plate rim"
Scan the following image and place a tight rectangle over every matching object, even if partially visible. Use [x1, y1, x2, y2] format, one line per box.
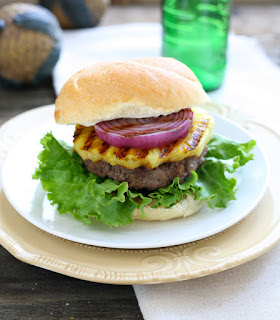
[0, 109, 279, 284]
[0, 190, 279, 284]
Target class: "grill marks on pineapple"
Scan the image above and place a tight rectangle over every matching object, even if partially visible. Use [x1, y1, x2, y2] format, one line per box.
[99, 142, 110, 155]
[83, 130, 96, 151]
[159, 119, 209, 157]
[185, 119, 209, 151]
[159, 143, 176, 158]
[76, 127, 151, 160]
[115, 147, 130, 159]
[80, 129, 110, 155]
[114, 148, 148, 160]
[135, 149, 149, 159]
[73, 125, 83, 142]
[73, 109, 214, 169]
[115, 147, 148, 160]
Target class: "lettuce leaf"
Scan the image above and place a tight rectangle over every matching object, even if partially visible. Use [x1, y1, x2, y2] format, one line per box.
[33, 133, 255, 227]
[148, 172, 198, 208]
[194, 136, 256, 208]
[33, 133, 139, 226]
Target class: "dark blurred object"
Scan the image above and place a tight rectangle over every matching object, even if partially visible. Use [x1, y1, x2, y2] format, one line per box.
[0, 0, 38, 5]
[39, 0, 110, 28]
[0, 3, 62, 87]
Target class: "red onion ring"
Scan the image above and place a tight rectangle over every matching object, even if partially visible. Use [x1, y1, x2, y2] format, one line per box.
[94, 108, 193, 149]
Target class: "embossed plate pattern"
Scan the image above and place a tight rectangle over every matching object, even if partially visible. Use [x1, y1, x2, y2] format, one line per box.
[0, 105, 279, 284]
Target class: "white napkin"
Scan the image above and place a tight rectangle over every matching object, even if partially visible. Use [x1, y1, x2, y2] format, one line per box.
[209, 34, 280, 134]
[52, 23, 280, 320]
[135, 246, 280, 320]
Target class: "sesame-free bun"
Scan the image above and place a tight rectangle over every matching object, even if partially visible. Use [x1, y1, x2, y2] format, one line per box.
[132, 194, 206, 221]
[55, 57, 210, 126]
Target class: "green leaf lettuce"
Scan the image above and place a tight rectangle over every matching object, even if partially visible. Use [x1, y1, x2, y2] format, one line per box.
[33, 133, 255, 227]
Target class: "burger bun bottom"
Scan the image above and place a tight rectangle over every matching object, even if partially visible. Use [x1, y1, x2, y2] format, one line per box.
[132, 195, 206, 221]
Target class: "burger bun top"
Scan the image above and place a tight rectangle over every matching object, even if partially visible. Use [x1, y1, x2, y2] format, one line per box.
[55, 57, 210, 126]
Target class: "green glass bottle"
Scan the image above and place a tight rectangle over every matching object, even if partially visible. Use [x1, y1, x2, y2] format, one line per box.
[162, 0, 231, 91]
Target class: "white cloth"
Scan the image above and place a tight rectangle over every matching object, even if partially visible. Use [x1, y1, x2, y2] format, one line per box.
[209, 34, 280, 134]
[135, 246, 280, 320]
[53, 23, 280, 320]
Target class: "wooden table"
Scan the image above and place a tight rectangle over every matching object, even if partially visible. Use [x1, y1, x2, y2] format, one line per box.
[0, 4, 279, 319]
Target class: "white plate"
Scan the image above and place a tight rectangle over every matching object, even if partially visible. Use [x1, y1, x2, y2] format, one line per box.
[1, 106, 267, 249]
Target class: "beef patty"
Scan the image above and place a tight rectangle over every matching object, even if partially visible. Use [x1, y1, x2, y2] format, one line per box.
[84, 147, 207, 190]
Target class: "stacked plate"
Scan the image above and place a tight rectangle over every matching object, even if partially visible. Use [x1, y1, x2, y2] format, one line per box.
[0, 104, 278, 284]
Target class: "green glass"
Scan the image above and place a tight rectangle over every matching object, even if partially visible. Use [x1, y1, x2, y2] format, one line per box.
[162, 0, 231, 91]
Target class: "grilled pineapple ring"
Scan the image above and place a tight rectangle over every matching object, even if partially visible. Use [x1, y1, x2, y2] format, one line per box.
[73, 108, 214, 170]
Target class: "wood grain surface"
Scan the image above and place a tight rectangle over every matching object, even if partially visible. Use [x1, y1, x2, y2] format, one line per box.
[0, 248, 143, 320]
[0, 4, 279, 320]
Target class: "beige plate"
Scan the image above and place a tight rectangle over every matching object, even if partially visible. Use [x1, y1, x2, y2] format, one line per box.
[0, 104, 279, 284]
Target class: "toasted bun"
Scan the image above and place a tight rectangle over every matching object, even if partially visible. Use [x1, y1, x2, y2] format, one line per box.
[132, 195, 206, 221]
[55, 57, 210, 126]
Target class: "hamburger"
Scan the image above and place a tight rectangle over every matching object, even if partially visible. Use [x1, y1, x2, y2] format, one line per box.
[33, 57, 256, 226]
